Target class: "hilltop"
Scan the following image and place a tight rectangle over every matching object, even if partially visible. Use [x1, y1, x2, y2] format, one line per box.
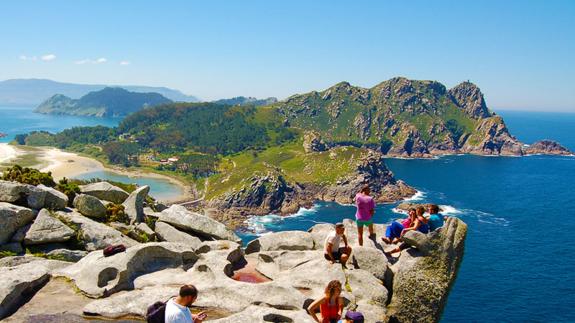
[17, 77, 572, 220]
[0, 78, 198, 106]
[213, 96, 278, 107]
[34, 87, 172, 117]
[275, 77, 524, 157]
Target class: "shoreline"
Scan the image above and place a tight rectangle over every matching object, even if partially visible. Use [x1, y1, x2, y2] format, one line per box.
[0, 143, 18, 164]
[3, 144, 193, 203]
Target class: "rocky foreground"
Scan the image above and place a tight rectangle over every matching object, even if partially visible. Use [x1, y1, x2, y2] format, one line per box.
[0, 179, 467, 322]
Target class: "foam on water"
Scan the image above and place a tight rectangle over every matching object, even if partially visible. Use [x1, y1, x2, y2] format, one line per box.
[243, 205, 320, 236]
[403, 190, 425, 202]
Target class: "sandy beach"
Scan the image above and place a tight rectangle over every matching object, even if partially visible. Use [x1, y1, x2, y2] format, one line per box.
[2, 145, 192, 203]
[39, 148, 105, 179]
[0, 143, 18, 164]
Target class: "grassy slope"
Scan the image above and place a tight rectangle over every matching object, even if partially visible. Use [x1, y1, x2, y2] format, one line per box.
[205, 140, 364, 200]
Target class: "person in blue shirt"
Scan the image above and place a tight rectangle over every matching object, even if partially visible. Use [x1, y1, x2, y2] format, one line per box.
[427, 204, 447, 231]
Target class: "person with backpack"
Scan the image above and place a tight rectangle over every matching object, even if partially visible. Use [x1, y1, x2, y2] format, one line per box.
[147, 284, 206, 323]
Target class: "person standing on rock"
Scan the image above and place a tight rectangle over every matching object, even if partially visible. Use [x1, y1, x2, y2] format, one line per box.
[307, 280, 345, 323]
[165, 284, 207, 323]
[354, 185, 375, 246]
[324, 222, 352, 266]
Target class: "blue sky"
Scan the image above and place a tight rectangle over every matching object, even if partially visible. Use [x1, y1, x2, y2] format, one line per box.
[0, 0, 573, 111]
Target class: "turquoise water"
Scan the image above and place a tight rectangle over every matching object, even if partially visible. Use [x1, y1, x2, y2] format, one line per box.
[237, 110, 575, 322]
[0, 106, 121, 143]
[0, 106, 183, 202]
[73, 170, 183, 202]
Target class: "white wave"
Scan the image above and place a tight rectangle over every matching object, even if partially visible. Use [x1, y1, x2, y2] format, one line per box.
[439, 205, 463, 216]
[403, 190, 425, 202]
[242, 204, 320, 236]
[391, 207, 408, 215]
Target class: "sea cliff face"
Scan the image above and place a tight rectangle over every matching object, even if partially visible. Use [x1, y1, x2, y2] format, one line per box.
[206, 150, 416, 225]
[274, 77, 563, 157]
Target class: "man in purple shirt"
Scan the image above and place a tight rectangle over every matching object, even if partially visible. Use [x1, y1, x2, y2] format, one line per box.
[355, 186, 375, 246]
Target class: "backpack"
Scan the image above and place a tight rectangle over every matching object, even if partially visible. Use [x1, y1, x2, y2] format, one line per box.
[103, 244, 126, 257]
[146, 300, 167, 323]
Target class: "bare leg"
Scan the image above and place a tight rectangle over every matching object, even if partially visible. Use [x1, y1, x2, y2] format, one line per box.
[340, 246, 352, 266]
[340, 254, 349, 266]
[368, 223, 375, 239]
[357, 225, 364, 246]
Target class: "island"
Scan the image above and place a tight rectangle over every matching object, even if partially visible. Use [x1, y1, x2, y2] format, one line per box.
[17, 77, 572, 225]
[34, 87, 172, 117]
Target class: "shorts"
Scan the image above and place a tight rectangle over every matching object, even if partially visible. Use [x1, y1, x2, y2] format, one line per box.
[324, 247, 347, 261]
[356, 219, 373, 227]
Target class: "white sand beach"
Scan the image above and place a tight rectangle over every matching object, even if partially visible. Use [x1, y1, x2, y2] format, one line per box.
[0, 143, 18, 164]
[39, 148, 105, 179]
[2, 145, 191, 202]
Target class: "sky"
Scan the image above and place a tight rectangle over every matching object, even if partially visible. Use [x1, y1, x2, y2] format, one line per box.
[0, 0, 574, 111]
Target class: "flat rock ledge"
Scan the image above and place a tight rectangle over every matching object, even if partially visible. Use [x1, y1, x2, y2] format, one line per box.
[1, 206, 467, 322]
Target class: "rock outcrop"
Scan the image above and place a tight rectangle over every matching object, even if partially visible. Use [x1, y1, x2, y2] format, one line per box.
[157, 205, 241, 242]
[0, 258, 70, 319]
[54, 242, 199, 298]
[23, 209, 75, 245]
[55, 209, 138, 251]
[245, 231, 314, 254]
[317, 150, 416, 204]
[0, 176, 467, 323]
[154, 221, 203, 249]
[276, 77, 570, 158]
[73, 194, 107, 219]
[79, 182, 129, 204]
[208, 150, 416, 221]
[524, 140, 573, 155]
[122, 185, 149, 224]
[0, 202, 36, 244]
[0, 181, 67, 211]
[387, 217, 467, 322]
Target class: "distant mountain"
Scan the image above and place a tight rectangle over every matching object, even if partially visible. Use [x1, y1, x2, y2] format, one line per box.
[213, 96, 278, 107]
[0, 79, 197, 106]
[34, 87, 172, 117]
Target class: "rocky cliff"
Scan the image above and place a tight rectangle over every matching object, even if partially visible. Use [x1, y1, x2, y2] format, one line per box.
[274, 77, 569, 157]
[0, 175, 468, 322]
[207, 149, 416, 224]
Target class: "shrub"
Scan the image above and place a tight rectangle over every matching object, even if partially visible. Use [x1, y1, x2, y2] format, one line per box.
[1, 165, 56, 187]
[105, 203, 130, 224]
[56, 177, 81, 207]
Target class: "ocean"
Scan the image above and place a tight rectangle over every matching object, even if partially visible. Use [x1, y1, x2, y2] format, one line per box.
[237, 110, 575, 322]
[0, 106, 121, 143]
[0, 106, 183, 201]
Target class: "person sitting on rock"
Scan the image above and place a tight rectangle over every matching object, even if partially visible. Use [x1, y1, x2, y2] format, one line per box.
[165, 284, 207, 323]
[338, 310, 365, 323]
[354, 185, 376, 246]
[427, 204, 447, 231]
[324, 222, 352, 266]
[383, 206, 429, 256]
[307, 280, 345, 323]
[382, 208, 416, 244]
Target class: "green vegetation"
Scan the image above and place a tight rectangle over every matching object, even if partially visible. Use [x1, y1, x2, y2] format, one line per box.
[206, 141, 362, 199]
[105, 203, 130, 224]
[0, 251, 17, 259]
[56, 178, 81, 207]
[15, 78, 499, 203]
[34, 87, 172, 117]
[1, 164, 56, 186]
